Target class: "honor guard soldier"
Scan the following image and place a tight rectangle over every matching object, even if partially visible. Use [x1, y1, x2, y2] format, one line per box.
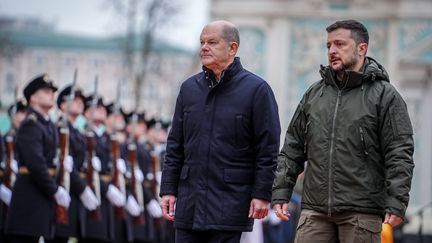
[81, 94, 125, 243]
[123, 112, 163, 243]
[1, 99, 27, 242]
[50, 85, 99, 243]
[5, 74, 71, 243]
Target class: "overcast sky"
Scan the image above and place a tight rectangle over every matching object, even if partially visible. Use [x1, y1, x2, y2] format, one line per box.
[0, 0, 210, 50]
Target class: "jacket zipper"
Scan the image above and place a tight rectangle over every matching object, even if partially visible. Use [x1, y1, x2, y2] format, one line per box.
[359, 127, 369, 156]
[328, 90, 341, 216]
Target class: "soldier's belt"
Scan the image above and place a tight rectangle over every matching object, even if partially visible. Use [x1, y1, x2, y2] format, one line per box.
[79, 172, 112, 183]
[19, 166, 56, 176]
[100, 175, 112, 183]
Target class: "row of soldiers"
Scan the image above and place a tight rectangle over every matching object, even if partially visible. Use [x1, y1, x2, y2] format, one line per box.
[0, 74, 174, 243]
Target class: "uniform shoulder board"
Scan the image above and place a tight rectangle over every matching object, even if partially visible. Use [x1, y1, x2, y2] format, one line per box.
[27, 113, 38, 122]
[57, 119, 65, 127]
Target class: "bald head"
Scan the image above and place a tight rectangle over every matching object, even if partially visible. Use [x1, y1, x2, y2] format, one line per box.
[205, 20, 240, 46]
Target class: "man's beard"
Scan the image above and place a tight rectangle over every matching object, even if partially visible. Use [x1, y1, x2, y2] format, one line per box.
[331, 50, 359, 76]
[334, 57, 357, 73]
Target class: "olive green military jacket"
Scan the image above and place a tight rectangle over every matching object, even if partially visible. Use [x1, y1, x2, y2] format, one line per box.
[272, 57, 414, 218]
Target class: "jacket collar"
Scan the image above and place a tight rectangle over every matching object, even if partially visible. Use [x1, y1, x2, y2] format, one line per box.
[27, 106, 50, 124]
[320, 56, 390, 89]
[202, 57, 243, 85]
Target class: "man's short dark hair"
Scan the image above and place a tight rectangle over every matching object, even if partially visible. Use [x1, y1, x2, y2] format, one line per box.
[222, 25, 240, 46]
[326, 20, 369, 45]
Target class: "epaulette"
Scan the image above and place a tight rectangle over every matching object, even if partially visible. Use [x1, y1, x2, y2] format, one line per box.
[27, 113, 38, 122]
[57, 119, 65, 128]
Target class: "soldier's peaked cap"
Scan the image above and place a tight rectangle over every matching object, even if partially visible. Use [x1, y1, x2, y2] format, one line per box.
[57, 85, 85, 109]
[23, 74, 58, 103]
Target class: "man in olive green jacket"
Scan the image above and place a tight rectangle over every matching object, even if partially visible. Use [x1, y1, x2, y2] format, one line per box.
[271, 20, 414, 243]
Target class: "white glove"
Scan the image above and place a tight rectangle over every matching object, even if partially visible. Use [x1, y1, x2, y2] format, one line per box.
[63, 155, 74, 173]
[146, 172, 154, 181]
[0, 184, 12, 206]
[79, 186, 99, 210]
[11, 159, 18, 174]
[146, 199, 163, 218]
[156, 171, 162, 185]
[54, 186, 71, 209]
[116, 158, 127, 174]
[126, 195, 141, 217]
[134, 168, 144, 183]
[106, 184, 126, 207]
[92, 156, 102, 172]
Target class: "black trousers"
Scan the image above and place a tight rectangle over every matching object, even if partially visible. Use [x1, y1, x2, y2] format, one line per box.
[175, 228, 242, 243]
[8, 235, 40, 243]
[45, 237, 69, 243]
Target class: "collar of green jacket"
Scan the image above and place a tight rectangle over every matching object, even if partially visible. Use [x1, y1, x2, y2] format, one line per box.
[319, 56, 390, 89]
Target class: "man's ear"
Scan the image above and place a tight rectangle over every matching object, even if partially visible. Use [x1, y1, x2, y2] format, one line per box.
[229, 42, 239, 56]
[358, 42, 368, 57]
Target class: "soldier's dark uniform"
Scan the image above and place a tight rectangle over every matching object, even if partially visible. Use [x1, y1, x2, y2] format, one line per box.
[80, 96, 114, 243]
[0, 132, 4, 242]
[106, 104, 134, 243]
[48, 86, 88, 243]
[0, 100, 27, 242]
[122, 113, 159, 243]
[6, 75, 59, 242]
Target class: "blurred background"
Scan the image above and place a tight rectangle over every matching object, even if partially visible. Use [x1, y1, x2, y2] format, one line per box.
[1, 0, 432, 242]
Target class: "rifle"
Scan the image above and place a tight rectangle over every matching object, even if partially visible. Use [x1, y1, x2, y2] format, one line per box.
[128, 113, 145, 225]
[55, 69, 78, 224]
[1, 85, 19, 218]
[85, 76, 101, 221]
[150, 150, 160, 199]
[110, 80, 126, 219]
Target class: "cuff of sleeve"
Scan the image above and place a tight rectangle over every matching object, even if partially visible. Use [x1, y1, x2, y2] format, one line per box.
[386, 199, 407, 217]
[271, 188, 293, 207]
[159, 183, 178, 197]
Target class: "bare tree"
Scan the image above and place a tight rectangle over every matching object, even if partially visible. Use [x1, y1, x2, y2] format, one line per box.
[105, 0, 180, 109]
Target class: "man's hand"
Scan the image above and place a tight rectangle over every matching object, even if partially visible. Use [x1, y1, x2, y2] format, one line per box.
[384, 212, 403, 227]
[272, 203, 290, 221]
[248, 198, 269, 219]
[160, 195, 176, 221]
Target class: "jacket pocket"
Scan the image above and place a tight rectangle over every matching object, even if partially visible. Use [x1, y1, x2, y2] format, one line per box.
[303, 120, 311, 154]
[234, 114, 250, 150]
[359, 127, 369, 157]
[389, 99, 413, 137]
[355, 217, 382, 243]
[222, 168, 254, 221]
[223, 168, 254, 185]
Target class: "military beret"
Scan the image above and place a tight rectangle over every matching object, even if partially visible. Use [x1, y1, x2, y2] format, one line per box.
[23, 74, 58, 103]
[7, 99, 28, 117]
[56, 85, 85, 109]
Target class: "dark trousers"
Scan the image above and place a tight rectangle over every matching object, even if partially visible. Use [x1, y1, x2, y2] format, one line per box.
[8, 235, 40, 243]
[175, 228, 242, 243]
[45, 237, 69, 243]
